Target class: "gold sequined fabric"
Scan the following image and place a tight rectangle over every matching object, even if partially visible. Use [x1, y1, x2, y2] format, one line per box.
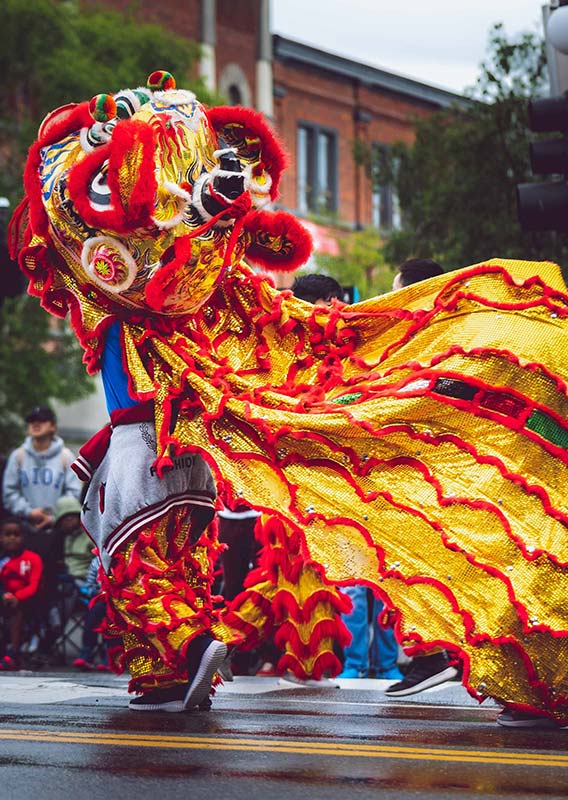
[100, 507, 237, 692]
[226, 515, 351, 678]
[118, 257, 568, 721]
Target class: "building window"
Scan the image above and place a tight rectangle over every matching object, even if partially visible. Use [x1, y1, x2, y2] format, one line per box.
[371, 144, 401, 230]
[297, 123, 337, 215]
[228, 84, 242, 106]
[219, 63, 252, 108]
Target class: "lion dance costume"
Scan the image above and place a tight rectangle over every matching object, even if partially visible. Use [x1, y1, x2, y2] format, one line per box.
[9, 71, 568, 723]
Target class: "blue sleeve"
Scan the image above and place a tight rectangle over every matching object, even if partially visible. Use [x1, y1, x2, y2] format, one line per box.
[101, 322, 141, 414]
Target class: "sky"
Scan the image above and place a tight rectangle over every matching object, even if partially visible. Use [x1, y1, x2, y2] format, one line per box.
[271, 0, 546, 95]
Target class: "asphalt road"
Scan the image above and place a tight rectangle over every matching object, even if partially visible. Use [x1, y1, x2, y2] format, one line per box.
[0, 672, 566, 800]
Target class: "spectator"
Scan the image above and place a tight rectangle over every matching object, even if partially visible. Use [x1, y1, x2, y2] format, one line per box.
[73, 555, 110, 672]
[0, 516, 43, 669]
[291, 273, 343, 306]
[53, 496, 93, 584]
[0, 453, 7, 518]
[339, 587, 403, 680]
[2, 405, 81, 531]
[392, 258, 444, 290]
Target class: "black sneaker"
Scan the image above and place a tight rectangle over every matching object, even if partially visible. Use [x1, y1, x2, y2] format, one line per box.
[384, 652, 458, 697]
[496, 709, 566, 728]
[184, 635, 227, 710]
[129, 684, 186, 712]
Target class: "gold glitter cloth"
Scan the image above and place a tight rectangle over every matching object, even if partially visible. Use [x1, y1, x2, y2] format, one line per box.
[100, 508, 237, 692]
[226, 515, 351, 679]
[118, 257, 568, 722]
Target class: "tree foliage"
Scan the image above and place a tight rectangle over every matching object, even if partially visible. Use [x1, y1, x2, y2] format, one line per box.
[0, 0, 216, 451]
[0, 296, 95, 451]
[315, 228, 393, 299]
[0, 0, 220, 204]
[357, 24, 567, 272]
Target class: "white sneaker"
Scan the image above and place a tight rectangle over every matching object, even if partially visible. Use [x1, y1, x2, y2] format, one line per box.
[278, 672, 340, 689]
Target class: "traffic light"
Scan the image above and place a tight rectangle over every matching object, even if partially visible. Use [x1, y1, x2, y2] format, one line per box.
[516, 94, 568, 232]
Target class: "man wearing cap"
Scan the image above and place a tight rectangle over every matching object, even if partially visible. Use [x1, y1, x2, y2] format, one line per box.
[2, 406, 81, 531]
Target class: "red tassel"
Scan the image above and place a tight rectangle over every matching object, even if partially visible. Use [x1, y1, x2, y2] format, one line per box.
[7, 197, 29, 260]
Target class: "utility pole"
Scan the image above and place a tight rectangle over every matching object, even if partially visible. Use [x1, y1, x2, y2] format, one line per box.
[544, 0, 568, 94]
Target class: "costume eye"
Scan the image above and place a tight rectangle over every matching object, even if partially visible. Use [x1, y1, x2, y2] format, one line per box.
[88, 163, 111, 209]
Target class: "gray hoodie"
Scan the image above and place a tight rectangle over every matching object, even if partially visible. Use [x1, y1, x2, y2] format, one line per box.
[2, 435, 82, 518]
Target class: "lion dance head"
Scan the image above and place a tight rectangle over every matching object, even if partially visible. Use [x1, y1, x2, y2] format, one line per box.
[9, 70, 311, 361]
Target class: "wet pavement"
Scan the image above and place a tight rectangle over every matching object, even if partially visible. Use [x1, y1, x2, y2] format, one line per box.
[0, 672, 566, 799]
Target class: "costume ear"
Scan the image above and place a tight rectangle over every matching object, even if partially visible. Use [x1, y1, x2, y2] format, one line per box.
[206, 106, 287, 203]
[37, 102, 92, 144]
[242, 210, 313, 272]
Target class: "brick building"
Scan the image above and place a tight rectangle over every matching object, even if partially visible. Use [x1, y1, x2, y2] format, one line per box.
[58, 0, 463, 442]
[92, 0, 463, 236]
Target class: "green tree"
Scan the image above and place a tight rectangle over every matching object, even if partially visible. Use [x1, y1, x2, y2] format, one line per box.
[0, 0, 217, 451]
[315, 227, 392, 299]
[0, 0, 220, 204]
[357, 24, 566, 272]
[0, 296, 95, 452]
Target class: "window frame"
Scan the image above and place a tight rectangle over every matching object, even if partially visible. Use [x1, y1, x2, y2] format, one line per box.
[371, 141, 401, 231]
[296, 121, 338, 215]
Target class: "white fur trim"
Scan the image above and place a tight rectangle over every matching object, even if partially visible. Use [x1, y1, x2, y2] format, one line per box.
[191, 173, 215, 223]
[153, 89, 197, 106]
[213, 147, 238, 159]
[191, 173, 231, 228]
[242, 164, 273, 209]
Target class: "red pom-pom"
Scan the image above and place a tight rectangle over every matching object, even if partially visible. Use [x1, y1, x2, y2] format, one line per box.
[243, 210, 313, 272]
[147, 70, 176, 91]
[89, 94, 117, 122]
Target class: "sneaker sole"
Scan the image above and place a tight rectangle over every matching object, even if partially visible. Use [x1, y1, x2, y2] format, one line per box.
[184, 640, 227, 710]
[128, 700, 185, 713]
[384, 666, 458, 697]
[496, 714, 562, 729]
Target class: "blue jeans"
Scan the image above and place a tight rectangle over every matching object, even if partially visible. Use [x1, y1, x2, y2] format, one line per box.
[341, 585, 399, 676]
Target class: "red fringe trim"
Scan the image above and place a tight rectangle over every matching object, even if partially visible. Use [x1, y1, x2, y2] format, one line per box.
[278, 651, 343, 680]
[274, 617, 352, 657]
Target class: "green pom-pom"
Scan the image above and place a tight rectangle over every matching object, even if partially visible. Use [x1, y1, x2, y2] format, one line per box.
[89, 93, 117, 122]
[147, 70, 176, 92]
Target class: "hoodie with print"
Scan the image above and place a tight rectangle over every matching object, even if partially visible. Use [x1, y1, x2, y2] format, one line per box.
[2, 435, 82, 519]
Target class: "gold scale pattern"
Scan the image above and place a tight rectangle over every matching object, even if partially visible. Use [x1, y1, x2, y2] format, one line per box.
[121, 257, 568, 720]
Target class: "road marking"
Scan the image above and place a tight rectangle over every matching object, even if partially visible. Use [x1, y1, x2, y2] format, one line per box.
[0, 728, 566, 768]
[255, 696, 493, 712]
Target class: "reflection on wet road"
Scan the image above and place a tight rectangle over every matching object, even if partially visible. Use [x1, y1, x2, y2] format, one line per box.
[0, 674, 566, 799]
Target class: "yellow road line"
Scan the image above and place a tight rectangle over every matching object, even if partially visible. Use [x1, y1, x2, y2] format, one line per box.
[0, 728, 566, 768]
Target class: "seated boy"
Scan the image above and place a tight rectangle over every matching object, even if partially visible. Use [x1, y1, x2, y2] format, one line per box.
[0, 516, 43, 669]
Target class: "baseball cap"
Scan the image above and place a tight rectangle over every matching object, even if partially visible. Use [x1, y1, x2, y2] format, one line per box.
[25, 405, 56, 424]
